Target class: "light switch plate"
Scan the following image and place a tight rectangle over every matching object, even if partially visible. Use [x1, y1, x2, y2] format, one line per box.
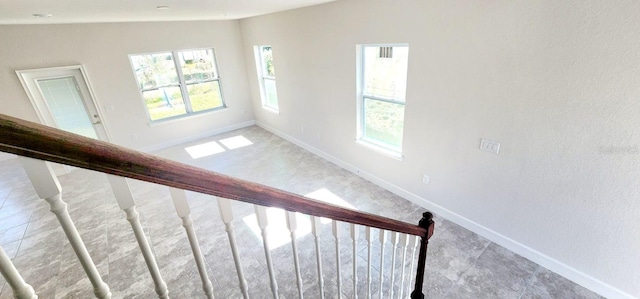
[480, 139, 500, 154]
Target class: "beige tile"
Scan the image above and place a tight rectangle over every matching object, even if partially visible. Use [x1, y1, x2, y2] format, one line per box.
[1, 240, 20, 259]
[0, 126, 603, 298]
[445, 243, 538, 298]
[521, 267, 605, 299]
[0, 223, 27, 245]
[0, 212, 31, 232]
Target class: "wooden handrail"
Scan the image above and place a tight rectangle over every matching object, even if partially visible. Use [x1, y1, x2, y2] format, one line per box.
[0, 113, 427, 237]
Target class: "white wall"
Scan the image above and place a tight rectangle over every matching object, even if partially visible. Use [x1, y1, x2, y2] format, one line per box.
[240, 0, 640, 298]
[0, 21, 254, 150]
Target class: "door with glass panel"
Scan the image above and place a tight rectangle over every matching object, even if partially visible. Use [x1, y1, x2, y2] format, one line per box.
[16, 66, 109, 141]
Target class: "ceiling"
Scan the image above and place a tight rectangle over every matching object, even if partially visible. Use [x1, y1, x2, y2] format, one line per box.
[0, 0, 337, 24]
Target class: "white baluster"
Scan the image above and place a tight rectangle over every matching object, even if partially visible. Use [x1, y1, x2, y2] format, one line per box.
[389, 232, 399, 299]
[406, 235, 420, 297]
[107, 175, 168, 299]
[377, 230, 386, 299]
[350, 223, 358, 299]
[286, 211, 303, 298]
[310, 216, 324, 299]
[398, 234, 409, 299]
[169, 188, 214, 299]
[19, 157, 110, 299]
[216, 198, 249, 299]
[0, 245, 36, 299]
[332, 220, 342, 297]
[365, 227, 374, 299]
[254, 205, 278, 298]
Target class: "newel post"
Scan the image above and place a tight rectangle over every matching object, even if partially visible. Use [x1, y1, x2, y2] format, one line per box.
[410, 212, 435, 299]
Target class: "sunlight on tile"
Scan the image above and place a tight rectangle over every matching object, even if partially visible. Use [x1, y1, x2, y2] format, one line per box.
[242, 188, 357, 250]
[306, 188, 355, 209]
[243, 208, 312, 250]
[219, 135, 253, 150]
[185, 141, 226, 159]
[306, 188, 357, 224]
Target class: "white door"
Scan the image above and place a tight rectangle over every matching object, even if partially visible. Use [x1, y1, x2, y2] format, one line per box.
[16, 65, 110, 141]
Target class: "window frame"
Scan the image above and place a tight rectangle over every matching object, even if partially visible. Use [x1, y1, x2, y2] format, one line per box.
[254, 45, 279, 112]
[129, 48, 226, 123]
[356, 43, 409, 157]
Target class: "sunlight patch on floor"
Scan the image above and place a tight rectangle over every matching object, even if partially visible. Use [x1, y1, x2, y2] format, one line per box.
[306, 188, 357, 224]
[242, 188, 356, 250]
[219, 135, 253, 150]
[185, 141, 225, 159]
[243, 208, 311, 249]
[185, 135, 253, 159]
[306, 188, 355, 209]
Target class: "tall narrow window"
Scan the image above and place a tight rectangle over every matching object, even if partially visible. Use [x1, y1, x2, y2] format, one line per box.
[254, 46, 279, 111]
[130, 48, 225, 122]
[357, 44, 409, 154]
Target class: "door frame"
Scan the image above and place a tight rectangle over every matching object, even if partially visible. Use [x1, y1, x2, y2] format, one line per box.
[15, 65, 112, 142]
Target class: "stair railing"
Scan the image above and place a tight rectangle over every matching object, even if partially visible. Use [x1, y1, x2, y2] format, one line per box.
[0, 113, 435, 299]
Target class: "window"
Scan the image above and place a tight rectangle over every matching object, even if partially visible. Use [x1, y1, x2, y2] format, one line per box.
[130, 49, 225, 122]
[254, 46, 279, 111]
[357, 44, 409, 154]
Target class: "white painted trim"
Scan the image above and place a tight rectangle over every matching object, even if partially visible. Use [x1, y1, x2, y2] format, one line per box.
[262, 106, 280, 115]
[255, 121, 636, 299]
[77, 65, 114, 142]
[146, 106, 229, 127]
[15, 65, 114, 142]
[355, 139, 403, 161]
[140, 120, 256, 153]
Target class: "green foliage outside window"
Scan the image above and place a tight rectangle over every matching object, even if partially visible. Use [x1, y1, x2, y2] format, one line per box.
[131, 49, 225, 121]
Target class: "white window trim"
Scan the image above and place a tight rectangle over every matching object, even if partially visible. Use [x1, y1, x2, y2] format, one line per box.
[355, 43, 409, 156]
[129, 48, 226, 123]
[254, 45, 279, 113]
[355, 139, 404, 160]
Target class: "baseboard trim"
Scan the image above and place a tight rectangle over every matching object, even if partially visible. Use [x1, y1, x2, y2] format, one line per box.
[255, 121, 635, 299]
[140, 120, 256, 153]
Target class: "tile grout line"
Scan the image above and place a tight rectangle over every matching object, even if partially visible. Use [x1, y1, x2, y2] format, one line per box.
[196, 214, 227, 297]
[441, 239, 492, 298]
[0, 197, 34, 232]
[0, 200, 32, 297]
[518, 265, 541, 299]
[0, 128, 607, 298]
[0, 188, 9, 209]
[13, 205, 37, 259]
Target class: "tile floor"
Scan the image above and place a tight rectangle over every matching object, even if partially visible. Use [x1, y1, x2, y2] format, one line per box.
[0, 126, 603, 298]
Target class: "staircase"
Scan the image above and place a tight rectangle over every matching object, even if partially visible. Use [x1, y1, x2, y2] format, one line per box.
[0, 113, 434, 299]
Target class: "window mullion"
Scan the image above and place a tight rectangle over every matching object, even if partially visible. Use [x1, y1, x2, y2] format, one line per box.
[130, 48, 225, 122]
[363, 95, 405, 106]
[140, 84, 181, 93]
[255, 45, 278, 111]
[257, 48, 265, 79]
[360, 46, 367, 139]
[173, 50, 193, 113]
[357, 44, 408, 154]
